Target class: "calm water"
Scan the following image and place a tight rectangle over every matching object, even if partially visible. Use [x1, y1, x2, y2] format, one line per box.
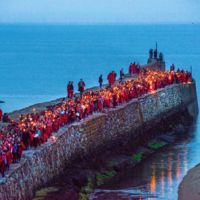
[0, 24, 200, 199]
[93, 125, 200, 200]
[0, 24, 200, 112]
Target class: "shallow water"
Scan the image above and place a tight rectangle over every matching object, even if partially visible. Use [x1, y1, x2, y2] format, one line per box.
[92, 123, 200, 199]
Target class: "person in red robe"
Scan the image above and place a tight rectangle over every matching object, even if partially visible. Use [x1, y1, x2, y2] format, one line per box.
[97, 97, 103, 111]
[6, 150, 13, 170]
[132, 63, 136, 74]
[107, 72, 113, 86]
[129, 63, 132, 74]
[107, 71, 116, 86]
[0, 108, 2, 121]
[0, 153, 6, 177]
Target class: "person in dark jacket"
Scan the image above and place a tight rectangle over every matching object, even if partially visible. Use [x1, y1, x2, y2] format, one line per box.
[67, 81, 74, 98]
[120, 68, 124, 82]
[2, 113, 10, 123]
[78, 79, 85, 97]
[98, 75, 103, 88]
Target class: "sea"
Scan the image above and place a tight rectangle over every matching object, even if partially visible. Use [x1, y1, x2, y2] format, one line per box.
[0, 24, 200, 199]
[0, 24, 199, 112]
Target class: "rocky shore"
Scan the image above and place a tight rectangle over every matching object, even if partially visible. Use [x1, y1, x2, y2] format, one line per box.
[178, 163, 200, 200]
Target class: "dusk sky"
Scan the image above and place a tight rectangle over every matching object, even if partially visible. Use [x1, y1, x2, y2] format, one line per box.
[0, 0, 200, 24]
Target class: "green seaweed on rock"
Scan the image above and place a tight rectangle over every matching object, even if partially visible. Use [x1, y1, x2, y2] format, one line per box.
[81, 177, 94, 193]
[148, 141, 166, 149]
[96, 170, 116, 186]
[79, 192, 88, 200]
[132, 152, 143, 162]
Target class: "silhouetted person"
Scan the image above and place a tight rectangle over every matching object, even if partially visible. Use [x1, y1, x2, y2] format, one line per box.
[78, 79, 85, 97]
[0, 108, 2, 121]
[170, 64, 175, 71]
[159, 52, 163, 61]
[149, 49, 153, 59]
[67, 81, 74, 98]
[98, 75, 103, 88]
[154, 49, 158, 59]
[2, 113, 10, 123]
[120, 68, 124, 82]
[22, 131, 30, 149]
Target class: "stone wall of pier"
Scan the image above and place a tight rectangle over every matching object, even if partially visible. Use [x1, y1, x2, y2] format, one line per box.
[0, 83, 198, 200]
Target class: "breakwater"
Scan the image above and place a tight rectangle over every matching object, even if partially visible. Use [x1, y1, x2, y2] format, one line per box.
[0, 81, 198, 200]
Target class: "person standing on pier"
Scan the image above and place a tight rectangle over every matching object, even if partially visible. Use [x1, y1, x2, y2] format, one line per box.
[154, 49, 158, 59]
[67, 81, 74, 98]
[2, 113, 10, 123]
[67, 81, 71, 98]
[120, 68, 124, 82]
[170, 64, 175, 71]
[107, 71, 115, 87]
[0, 108, 2, 121]
[113, 71, 117, 81]
[99, 74, 103, 88]
[129, 62, 136, 75]
[0, 152, 6, 177]
[129, 63, 132, 74]
[78, 79, 85, 98]
[71, 82, 74, 98]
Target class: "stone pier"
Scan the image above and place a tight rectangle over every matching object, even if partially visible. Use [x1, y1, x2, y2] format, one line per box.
[0, 82, 198, 200]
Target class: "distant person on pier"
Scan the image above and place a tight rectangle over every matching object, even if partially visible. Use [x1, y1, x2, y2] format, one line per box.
[67, 81, 71, 98]
[149, 49, 153, 59]
[98, 74, 103, 88]
[120, 68, 124, 82]
[107, 71, 116, 87]
[67, 81, 74, 98]
[113, 71, 117, 81]
[154, 49, 158, 59]
[170, 64, 175, 71]
[159, 52, 164, 62]
[2, 113, 10, 123]
[22, 130, 30, 149]
[78, 79, 85, 97]
[129, 63, 133, 74]
[129, 62, 137, 75]
[0, 108, 2, 121]
[136, 63, 141, 73]
[0, 152, 6, 177]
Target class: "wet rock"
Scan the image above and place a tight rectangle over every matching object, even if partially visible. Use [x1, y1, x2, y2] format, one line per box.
[159, 134, 176, 143]
[106, 155, 133, 171]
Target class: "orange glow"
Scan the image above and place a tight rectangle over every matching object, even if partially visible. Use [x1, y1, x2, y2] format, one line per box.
[0, 66, 193, 175]
[150, 175, 156, 193]
[150, 90, 156, 95]
[168, 156, 173, 192]
[176, 153, 181, 181]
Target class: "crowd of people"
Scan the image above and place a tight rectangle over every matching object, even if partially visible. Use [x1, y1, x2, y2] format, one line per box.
[0, 64, 193, 177]
[129, 62, 141, 74]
